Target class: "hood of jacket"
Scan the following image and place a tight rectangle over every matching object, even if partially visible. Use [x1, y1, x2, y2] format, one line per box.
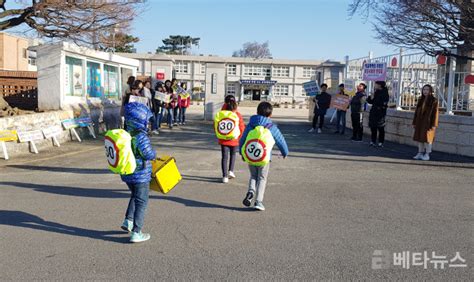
[247, 115, 272, 129]
[124, 102, 153, 133]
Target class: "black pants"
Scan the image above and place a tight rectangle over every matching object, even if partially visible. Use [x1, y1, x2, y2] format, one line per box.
[312, 113, 325, 129]
[173, 107, 179, 123]
[221, 145, 237, 177]
[351, 113, 363, 140]
[370, 126, 385, 144]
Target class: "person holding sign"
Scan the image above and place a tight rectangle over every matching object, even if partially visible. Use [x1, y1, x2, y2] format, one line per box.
[151, 82, 166, 135]
[164, 80, 175, 129]
[214, 95, 245, 183]
[120, 102, 157, 243]
[350, 83, 367, 142]
[239, 102, 288, 211]
[178, 82, 191, 125]
[308, 84, 332, 133]
[334, 84, 349, 135]
[412, 84, 439, 161]
[171, 79, 180, 126]
[367, 81, 389, 147]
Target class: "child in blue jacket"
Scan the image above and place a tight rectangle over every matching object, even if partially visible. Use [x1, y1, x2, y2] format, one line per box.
[239, 102, 289, 211]
[121, 102, 156, 243]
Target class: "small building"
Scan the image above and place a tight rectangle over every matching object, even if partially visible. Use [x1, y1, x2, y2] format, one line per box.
[0, 32, 39, 71]
[35, 42, 139, 111]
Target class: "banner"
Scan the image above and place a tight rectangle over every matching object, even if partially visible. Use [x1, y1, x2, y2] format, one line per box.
[154, 92, 171, 103]
[303, 81, 320, 96]
[17, 130, 44, 143]
[0, 130, 18, 142]
[129, 95, 149, 106]
[363, 62, 387, 81]
[330, 94, 351, 111]
[62, 119, 79, 129]
[75, 117, 93, 127]
[344, 79, 357, 96]
[42, 125, 63, 139]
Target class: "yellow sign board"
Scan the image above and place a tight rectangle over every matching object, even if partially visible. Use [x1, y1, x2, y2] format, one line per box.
[0, 130, 18, 142]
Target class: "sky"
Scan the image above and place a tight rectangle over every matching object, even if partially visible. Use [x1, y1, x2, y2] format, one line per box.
[132, 0, 400, 61]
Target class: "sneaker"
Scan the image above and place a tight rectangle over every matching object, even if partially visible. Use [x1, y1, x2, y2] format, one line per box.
[120, 219, 133, 232]
[174, 123, 179, 126]
[182, 122, 186, 125]
[317, 128, 322, 134]
[421, 153, 430, 161]
[378, 143, 384, 148]
[228, 171, 236, 179]
[130, 231, 151, 243]
[152, 130, 159, 135]
[254, 201, 265, 211]
[413, 153, 424, 160]
[308, 128, 315, 133]
[222, 177, 229, 183]
[369, 142, 376, 147]
[243, 192, 254, 207]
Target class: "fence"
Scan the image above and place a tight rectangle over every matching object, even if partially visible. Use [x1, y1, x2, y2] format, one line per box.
[345, 49, 473, 114]
[0, 70, 38, 111]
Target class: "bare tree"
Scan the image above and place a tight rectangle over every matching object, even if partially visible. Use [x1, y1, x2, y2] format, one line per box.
[233, 41, 272, 59]
[0, 0, 145, 48]
[349, 0, 474, 60]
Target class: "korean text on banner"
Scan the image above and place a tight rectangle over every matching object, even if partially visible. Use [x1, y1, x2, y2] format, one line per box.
[330, 94, 351, 111]
[363, 62, 387, 81]
[303, 81, 320, 96]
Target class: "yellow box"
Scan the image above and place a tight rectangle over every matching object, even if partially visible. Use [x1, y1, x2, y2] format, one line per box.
[150, 156, 182, 194]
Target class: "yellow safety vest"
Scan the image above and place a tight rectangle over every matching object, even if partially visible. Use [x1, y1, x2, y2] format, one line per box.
[179, 93, 190, 99]
[104, 129, 136, 175]
[241, 125, 275, 166]
[214, 110, 240, 140]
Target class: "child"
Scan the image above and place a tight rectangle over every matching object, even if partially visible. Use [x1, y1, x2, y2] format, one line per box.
[121, 102, 157, 243]
[239, 102, 289, 211]
[214, 95, 245, 183]
[178, 82, 191, 125]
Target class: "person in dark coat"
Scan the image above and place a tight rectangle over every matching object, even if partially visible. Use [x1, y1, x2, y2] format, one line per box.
[367, 81, 389, 147]
[308, 83, 332, 134]
[412, 84, 439, 161]
[350, 83, 367, 142]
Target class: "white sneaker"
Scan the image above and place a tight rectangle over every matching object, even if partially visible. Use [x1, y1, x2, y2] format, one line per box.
[222, 177, 229, 183]
[254, 201, 265, 211]
[152, 130, 159, 135]
[421, 153, 430, 161]
[413, 153, 423, 160]
[317, 128, 322, 134]
[228, 171, 236, 179]
[308, 128, 315, 133]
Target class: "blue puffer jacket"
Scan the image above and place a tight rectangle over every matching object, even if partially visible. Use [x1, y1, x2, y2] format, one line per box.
[121, 103, 157, 184]
[239, 115, 289, 158]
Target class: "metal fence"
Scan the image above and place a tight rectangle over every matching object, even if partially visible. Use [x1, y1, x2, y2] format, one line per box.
[345, 49, 473, 114]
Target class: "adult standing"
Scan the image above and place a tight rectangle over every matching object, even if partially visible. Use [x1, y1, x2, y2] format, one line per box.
[308, 84, 332, 134]
[171, 78, 179, 126]
[334, 83, 349, 135]
[151, 82, 165, 135]
[412, 84, 439, 161]
[164, 79, 174, 129]
[350, 83, 367, 142]
[178, 82, 191, 125]
[367, 81, 389, 147]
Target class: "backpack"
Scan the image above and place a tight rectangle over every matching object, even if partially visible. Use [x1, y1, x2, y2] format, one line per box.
[241, 125, 275, 167]
[104, 129, 137, 175]
[214, 110, 241, 141]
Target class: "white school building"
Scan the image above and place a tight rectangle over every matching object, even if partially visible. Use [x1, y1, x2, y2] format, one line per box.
[118, 53, 345, 103]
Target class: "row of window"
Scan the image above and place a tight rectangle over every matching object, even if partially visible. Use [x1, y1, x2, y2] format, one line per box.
[225, 83, 307, 96]
[174, 61, 317, 78]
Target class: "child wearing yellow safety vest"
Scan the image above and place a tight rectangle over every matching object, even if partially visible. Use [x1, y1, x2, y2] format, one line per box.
[177, 82, 191, 125]
[214, 95, 245, 183]
[239, 102, 289, 211]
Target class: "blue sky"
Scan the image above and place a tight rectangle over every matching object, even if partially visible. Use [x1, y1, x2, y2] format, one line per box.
[132, 0, 399, 60]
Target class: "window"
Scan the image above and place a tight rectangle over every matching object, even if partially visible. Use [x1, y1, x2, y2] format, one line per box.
[28, 58, 36, 66]
[175, 61, 188, 73]
[23, 48, 27, 59]
[64, 56, 84, 96]
[87, 62, 102, 98]
[200, 63, 206, 74]
[273, 84, 289, 96]
[303, 67, 316, 78]
[244, 65, 271, 76]
[104, 65, 119, 98]
[227, 64, 237, 75]
[226, 83, 236, 96]
[273, 66, 290, 77]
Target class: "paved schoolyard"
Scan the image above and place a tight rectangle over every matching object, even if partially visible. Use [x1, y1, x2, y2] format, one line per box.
[0, 107, 472, 280]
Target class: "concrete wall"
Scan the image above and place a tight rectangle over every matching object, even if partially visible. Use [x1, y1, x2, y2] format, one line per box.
[204, 63, 226, 120]
[343, 109, 474, 157]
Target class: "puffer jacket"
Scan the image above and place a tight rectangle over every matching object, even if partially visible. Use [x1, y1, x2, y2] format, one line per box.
[239, 115, 289, 158]
[121, 103, 157, 184]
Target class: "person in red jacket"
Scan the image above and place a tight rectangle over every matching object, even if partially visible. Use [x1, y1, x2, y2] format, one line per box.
[216, 95, 245, 183]
[177, 82, 191, 125]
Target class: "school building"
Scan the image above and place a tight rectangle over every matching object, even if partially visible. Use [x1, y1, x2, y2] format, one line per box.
[118, 53, 345, 103]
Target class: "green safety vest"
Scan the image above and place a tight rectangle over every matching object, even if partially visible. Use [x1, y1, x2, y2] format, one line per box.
[104, 129, 136, 175]
[214, 110, 241, 141]
[241, 125, 275, 166]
